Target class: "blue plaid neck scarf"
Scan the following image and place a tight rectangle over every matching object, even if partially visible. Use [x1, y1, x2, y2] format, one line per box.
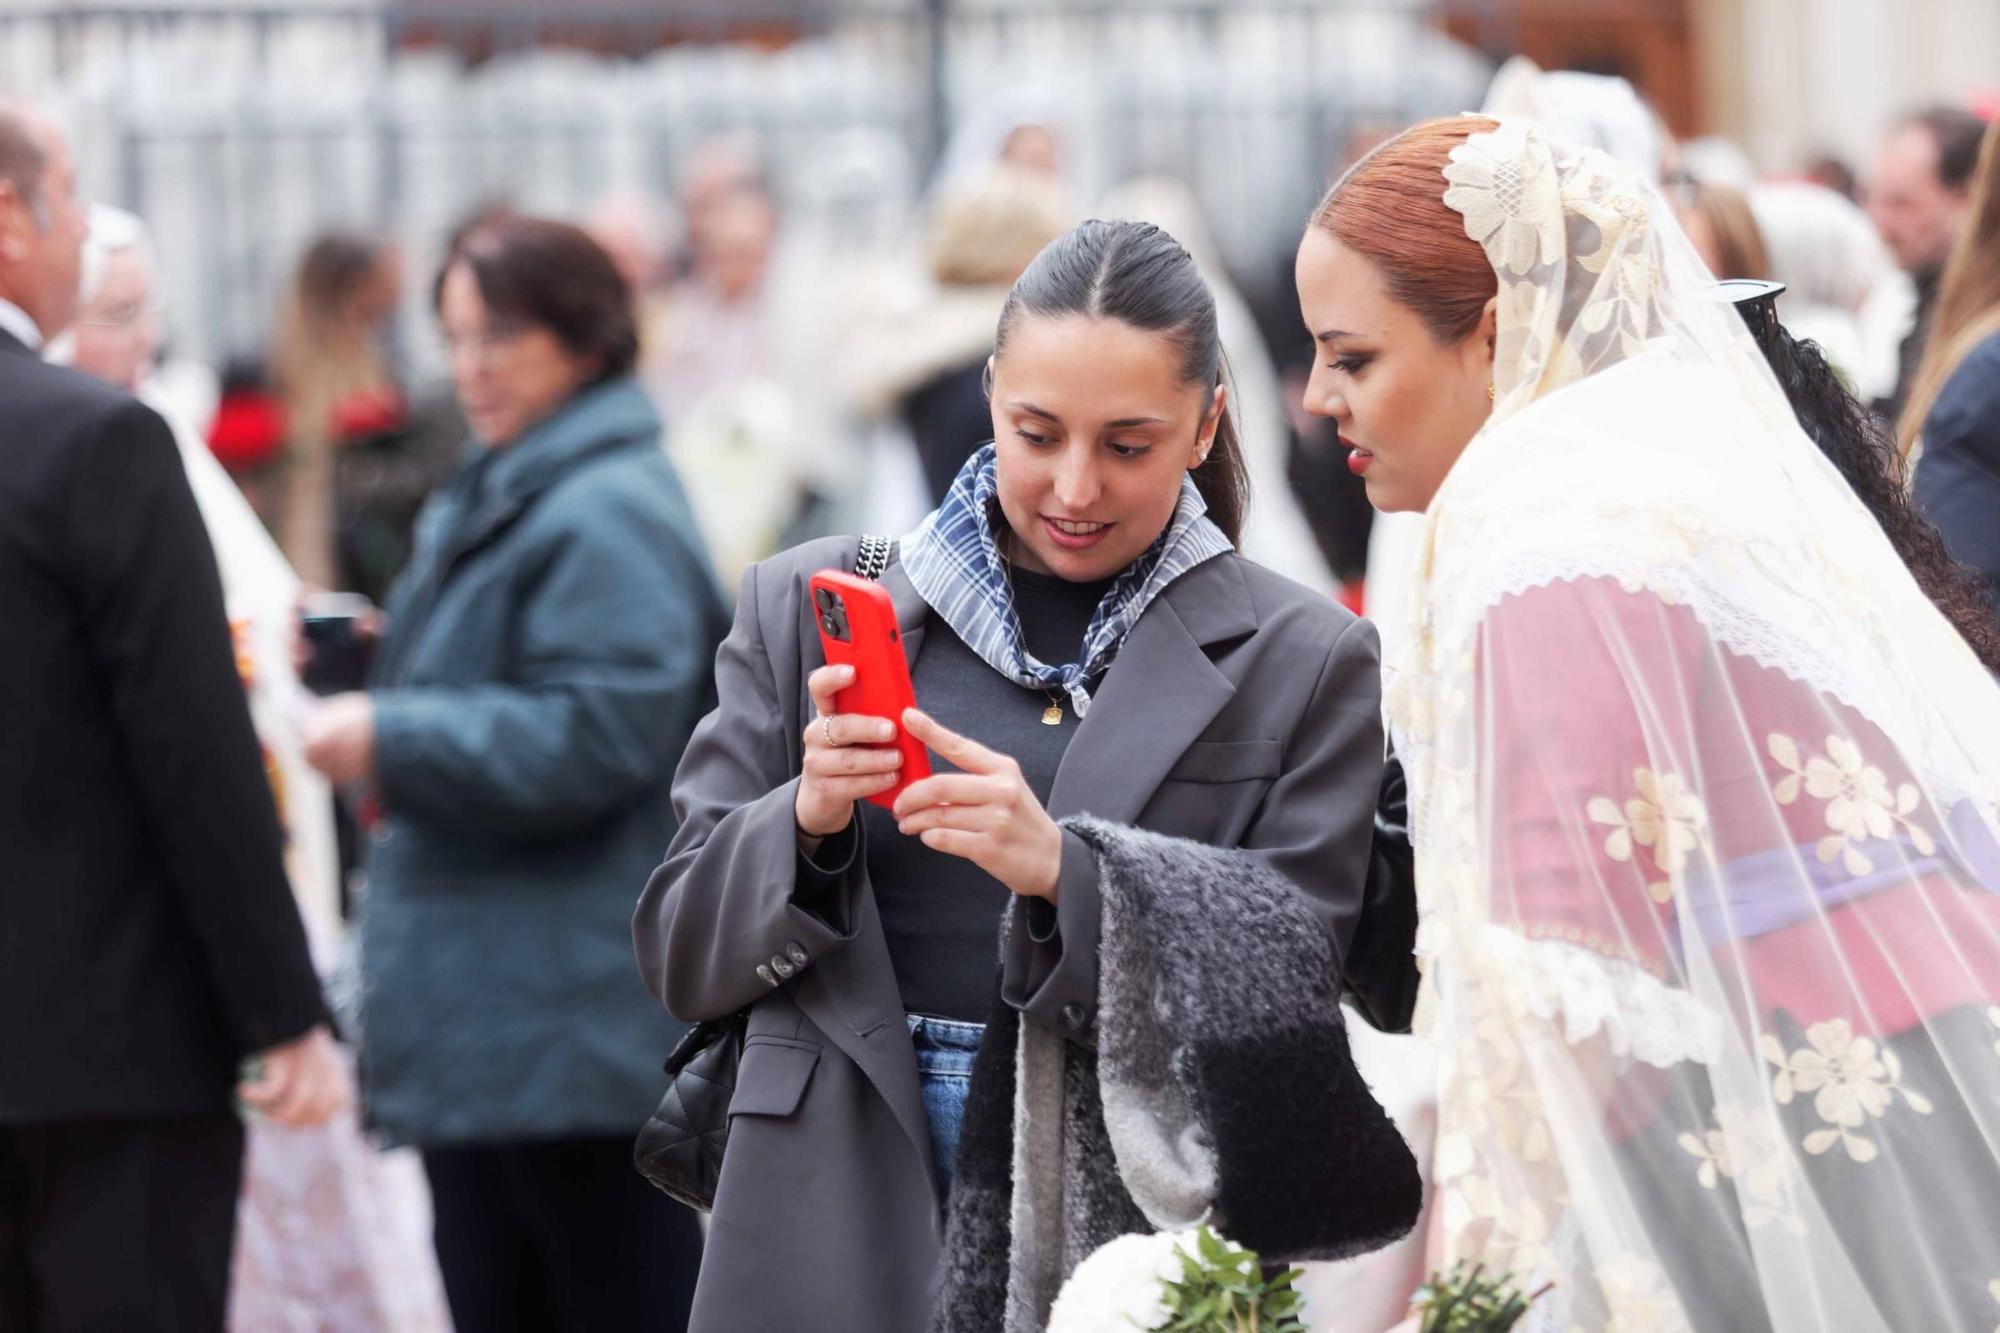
[900, 443, 1233, 719]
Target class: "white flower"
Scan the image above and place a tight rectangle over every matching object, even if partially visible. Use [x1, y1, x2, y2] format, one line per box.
[1760, 1019, 1932, 1164]
[1046, 1231, 1182, 1333]
[1587, 768, 1708, 903]
[1676, 1103, 1803, 1232]
[1767, 733, 1936, 876]
[1442, 122, 1564, 276]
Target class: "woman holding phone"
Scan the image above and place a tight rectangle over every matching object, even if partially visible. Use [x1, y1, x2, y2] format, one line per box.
[635, 219, 1418, 1332]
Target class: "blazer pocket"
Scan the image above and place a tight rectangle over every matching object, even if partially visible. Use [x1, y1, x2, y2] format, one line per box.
[1164, 739, 1283, 785]
[729, 1038, 821, 1118]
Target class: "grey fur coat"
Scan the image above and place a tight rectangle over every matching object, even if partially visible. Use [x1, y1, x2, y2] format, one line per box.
[933, 817, 1424, 1332]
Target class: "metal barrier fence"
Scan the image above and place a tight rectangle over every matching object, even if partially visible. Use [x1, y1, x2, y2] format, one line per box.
[2, 1, 1494, 370]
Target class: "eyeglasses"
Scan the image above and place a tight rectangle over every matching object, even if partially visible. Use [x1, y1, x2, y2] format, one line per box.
[441, 322, 533, 359]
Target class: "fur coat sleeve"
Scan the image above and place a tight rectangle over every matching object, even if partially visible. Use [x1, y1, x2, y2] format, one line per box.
[933, 817, 1423, 1333]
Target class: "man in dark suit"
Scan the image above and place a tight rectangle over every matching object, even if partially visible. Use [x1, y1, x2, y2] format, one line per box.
[0, 101, 345, 1331]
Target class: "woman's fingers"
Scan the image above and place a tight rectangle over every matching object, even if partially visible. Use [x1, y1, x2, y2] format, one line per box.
[805, 663, 854, 715]
[896, 802, 998, 837]
[806, 744, 903, 777]
[814, 772, 901, 803]
[917, 827, 978, 857]
[901, 708, 1001, 775]
[800, 711, 897, 751]
[891, 773, 995, 818]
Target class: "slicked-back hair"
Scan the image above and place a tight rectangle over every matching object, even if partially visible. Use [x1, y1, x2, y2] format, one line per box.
[994, 219, 1248, 545]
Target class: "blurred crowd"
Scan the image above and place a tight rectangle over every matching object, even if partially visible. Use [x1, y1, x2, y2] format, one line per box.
[101, 79, 2000, 635]
[6, 44, 2000, 1333]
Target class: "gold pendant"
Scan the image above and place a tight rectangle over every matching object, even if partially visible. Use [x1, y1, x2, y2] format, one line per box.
[1041, 704, 1064, 726]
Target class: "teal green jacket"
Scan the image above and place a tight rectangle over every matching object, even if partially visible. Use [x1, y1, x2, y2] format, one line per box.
[360, 376, 726, 1147]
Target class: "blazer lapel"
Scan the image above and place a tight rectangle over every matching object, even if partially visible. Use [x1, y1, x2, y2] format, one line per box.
[1046, 555, 1258, 824]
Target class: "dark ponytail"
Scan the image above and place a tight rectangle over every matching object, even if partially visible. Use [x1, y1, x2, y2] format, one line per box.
[994, 218, 1249, 546]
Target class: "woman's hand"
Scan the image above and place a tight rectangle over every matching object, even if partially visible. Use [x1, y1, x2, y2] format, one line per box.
[795, 664, 906, 840]
[893, 708, 1062, 901]
[300, 692, 377, 784]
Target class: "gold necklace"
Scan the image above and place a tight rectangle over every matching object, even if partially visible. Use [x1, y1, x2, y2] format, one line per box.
[1035, 687, 1066, 727]
[1000, 539, 1067, 726]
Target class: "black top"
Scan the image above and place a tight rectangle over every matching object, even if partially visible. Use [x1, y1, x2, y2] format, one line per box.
[861, 565, 1113, 1021]
[0, 328, 326, 1120]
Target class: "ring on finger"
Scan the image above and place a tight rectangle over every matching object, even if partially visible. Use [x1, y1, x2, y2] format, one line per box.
[821, 714, 836, 748]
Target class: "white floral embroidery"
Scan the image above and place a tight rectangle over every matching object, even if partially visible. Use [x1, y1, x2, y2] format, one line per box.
[1568, 180, 1652, 275]
[1768, 733, 1936, 875]
[1596, 1253, 1691, 1333]
[1441, 120, 1564, 276]
[1760, 1020, 1933, 1163]
[1675, 1103, 1804, 1233]
[1587, 768, 1707, 903]
[1577, 249, 1662, 360]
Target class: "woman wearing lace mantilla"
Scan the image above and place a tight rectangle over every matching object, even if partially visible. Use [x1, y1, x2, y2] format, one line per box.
[1297, 116, 2000, 1331]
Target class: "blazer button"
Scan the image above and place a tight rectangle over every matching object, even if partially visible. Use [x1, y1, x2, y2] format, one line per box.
[771, 955, 797, 980]
[756, 965, 779, 988]
[786, 942, 809, 966]
[1060, 1002, 1087, 1031]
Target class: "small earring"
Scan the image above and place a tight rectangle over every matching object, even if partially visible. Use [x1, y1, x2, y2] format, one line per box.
[1486, 382, 1496, 401]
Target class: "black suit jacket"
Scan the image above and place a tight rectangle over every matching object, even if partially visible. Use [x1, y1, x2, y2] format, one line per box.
[0, 328, 324, 1121]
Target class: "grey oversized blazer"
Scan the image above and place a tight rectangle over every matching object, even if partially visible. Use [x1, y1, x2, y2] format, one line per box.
[633, 535, 1384, 1333]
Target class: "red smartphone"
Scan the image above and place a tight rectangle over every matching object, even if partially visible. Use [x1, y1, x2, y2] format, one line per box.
[808, 569, 932, 808]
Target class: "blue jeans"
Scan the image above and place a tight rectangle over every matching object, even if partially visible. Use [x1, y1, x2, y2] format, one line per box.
[907, 1014, 984, 1200]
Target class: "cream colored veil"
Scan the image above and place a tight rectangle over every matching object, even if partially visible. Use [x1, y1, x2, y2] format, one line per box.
[1389, 118, 2000, 1331]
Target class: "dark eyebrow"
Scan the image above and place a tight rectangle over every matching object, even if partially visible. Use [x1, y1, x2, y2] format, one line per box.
[1007, 400, 1059, 422]
[1315, 328, 1360, 344]
[1006, 401, 1168, 431]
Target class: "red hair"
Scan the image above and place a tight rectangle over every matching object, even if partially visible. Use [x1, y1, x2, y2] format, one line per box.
[1311, 116, 1499, 343]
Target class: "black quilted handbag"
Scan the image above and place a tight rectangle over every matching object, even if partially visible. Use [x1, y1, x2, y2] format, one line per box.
[633, 1013, 746, 1210]
[632, 535, 895, 1210]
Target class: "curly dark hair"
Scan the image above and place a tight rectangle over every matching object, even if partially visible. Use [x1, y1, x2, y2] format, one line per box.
[1770, 326, 2000, 672]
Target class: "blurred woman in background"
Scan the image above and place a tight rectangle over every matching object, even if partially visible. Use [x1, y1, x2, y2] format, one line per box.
[264, 232, 406, 592]
[300, 210, 726, 1333]
[1901, 115, 2000, 620]
[1677, 178, 1772, 280]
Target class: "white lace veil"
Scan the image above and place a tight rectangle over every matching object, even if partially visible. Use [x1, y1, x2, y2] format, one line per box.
[1390, 119, 2000, 1331]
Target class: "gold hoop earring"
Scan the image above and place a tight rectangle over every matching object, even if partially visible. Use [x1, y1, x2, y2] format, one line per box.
[1486, 382, 1496, 401]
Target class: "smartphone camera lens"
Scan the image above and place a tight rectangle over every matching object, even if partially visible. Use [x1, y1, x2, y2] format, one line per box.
[813, 587, 836, 613]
